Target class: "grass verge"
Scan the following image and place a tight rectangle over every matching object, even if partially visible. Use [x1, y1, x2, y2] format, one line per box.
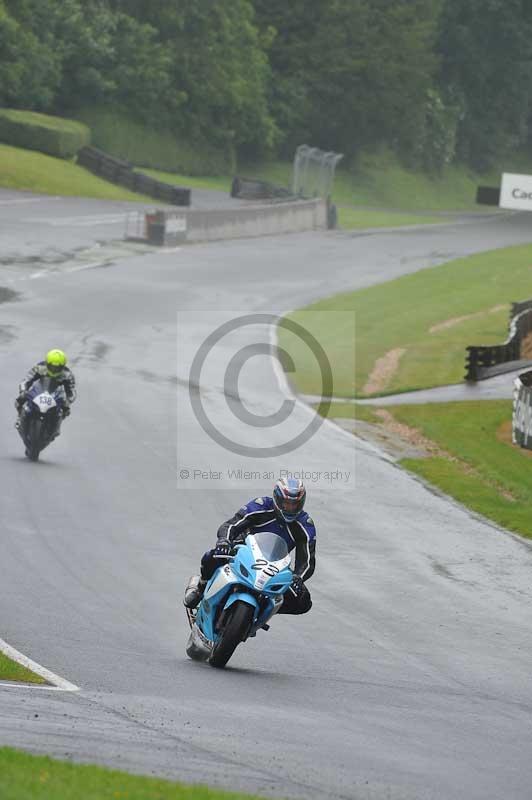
[250, 148, 532, 211]
[393, 401, 532, 538]
[139, 167, 230, 193]
[330, 149, 502, 211]
[0, 652, 46, 685]
[130, 147, 531, 214]
[0, 144, 150, 202]
[337, 206, 444, 229]
[76, 107, 235, 176]
[280, 244, 532, 398]
[0, 747, 269, 800]
[317, 399, 532, 537]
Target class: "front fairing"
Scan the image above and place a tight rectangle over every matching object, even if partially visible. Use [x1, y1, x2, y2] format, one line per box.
[26, 379, 65, 417]
[233, 534, 292, 596]
[195, 533, 293, 646]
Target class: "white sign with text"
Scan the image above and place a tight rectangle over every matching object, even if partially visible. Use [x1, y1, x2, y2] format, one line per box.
[500, 173, 532, 210]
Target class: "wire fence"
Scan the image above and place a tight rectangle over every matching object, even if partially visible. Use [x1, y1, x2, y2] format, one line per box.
[292, 145, 343, 199]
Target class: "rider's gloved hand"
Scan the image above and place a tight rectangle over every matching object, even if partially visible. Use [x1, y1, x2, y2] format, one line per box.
[290, 574, 305, 597]
[14, 394, 25, 412]
[214, 539, 232, 558]
[62, 406, 71, 418]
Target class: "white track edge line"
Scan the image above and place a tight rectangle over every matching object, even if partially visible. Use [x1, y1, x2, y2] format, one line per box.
[0, 638, 79, 692]
[270, 312, 394, 463]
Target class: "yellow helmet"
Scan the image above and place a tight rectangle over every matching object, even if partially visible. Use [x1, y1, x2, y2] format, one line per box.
[46, 349, 67, 377]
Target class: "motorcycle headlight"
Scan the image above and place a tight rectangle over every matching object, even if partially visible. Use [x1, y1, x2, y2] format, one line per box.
[239, 564, 249, 578]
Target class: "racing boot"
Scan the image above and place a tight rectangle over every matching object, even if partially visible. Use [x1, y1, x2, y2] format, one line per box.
[14, 397, 24, 429]
[184, 575, 206, 609]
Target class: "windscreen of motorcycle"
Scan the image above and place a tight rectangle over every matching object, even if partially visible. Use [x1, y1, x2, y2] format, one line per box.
[246, 533, 291, 589]
[248, 532, 289, 561]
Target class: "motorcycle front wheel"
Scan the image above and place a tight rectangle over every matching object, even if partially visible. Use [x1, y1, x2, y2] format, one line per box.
[26, 418, 43, 461]
[209, 601, 254, 669]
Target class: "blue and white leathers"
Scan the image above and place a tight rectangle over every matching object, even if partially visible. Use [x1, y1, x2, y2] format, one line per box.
[186, 532, 292, 663]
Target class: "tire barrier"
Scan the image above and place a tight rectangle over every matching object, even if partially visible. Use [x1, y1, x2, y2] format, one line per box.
[476, 185, 501, 206]
[230, 176, 293, 200]
[511, 298, 532, 318]
[513, 370, 532, 449]
[126, 198, 327, 246]
[465, 306, 532, 381]
[230, 177, 338, 230]
[77, 146, 190, 206]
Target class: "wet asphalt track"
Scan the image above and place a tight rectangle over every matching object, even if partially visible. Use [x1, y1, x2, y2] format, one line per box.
[1, 190, 532, 799]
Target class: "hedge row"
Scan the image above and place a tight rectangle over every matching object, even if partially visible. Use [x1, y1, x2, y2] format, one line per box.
[0, 110, 90, 159]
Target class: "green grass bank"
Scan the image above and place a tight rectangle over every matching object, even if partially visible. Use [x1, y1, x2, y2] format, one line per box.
[0, 143, 150, 202]
[78, 110, 532, 211]
[395, 400, 532, 538]
[280, 244, 532, 398]
[0, 652, 46, 685]
[3, 108, 530, 213]
[0, 748, 270, 800]
[76, 107, 234, 176]
[321, 400, 532, 539]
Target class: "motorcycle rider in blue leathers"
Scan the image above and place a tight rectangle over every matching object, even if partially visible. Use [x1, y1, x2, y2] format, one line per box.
[184, 477, 315, 615]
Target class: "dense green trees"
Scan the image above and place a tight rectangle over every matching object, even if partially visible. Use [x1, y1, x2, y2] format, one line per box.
[438, 0, 532, 170]
[0, 0, 531, 171]
[254, 1, 441, 164]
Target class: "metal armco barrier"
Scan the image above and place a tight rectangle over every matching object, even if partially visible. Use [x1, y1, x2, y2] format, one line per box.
[465, 307, 532, 381]
[77, 146, 190, 206]
[513, 370, 532, 448]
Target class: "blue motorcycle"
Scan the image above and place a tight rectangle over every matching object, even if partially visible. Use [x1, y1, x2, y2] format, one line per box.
[186, 532, 293, 668]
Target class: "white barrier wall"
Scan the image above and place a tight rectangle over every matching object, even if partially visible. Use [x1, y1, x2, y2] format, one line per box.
[136, 198, 328, 246]
[186, 198, 327, 242]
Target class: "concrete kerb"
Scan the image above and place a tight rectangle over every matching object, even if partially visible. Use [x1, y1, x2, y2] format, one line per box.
[0, 637, 79, 692]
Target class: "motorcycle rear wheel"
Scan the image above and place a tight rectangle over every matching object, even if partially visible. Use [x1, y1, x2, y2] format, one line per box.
[209, 601, 254, 669]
